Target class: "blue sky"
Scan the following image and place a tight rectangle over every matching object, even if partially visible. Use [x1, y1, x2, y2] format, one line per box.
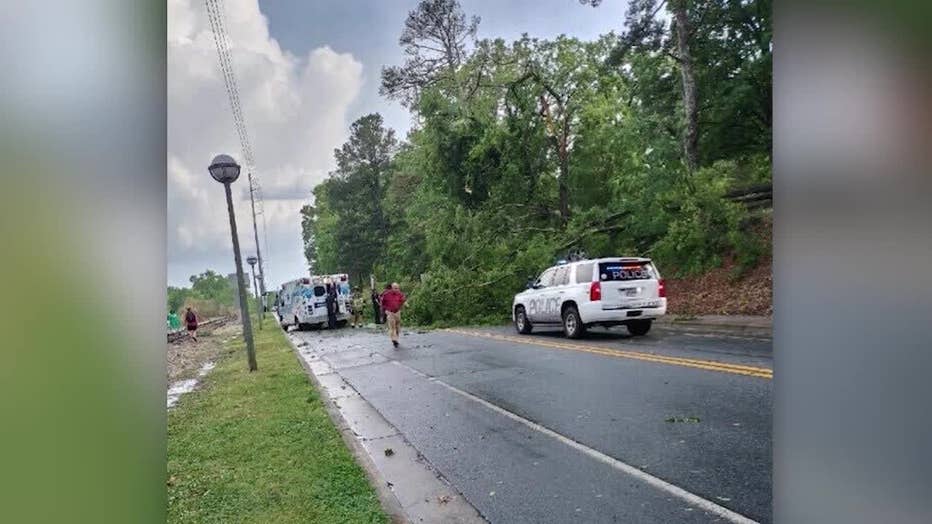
[258, 0, 628, 137]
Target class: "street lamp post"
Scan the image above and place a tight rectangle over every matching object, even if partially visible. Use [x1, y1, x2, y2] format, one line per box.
[209, 154, 257, 371]
[246, 255, 262, 330]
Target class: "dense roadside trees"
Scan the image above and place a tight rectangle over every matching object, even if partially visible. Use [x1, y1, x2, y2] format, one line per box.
[303, 0, 771, 325]
[167, 269, 236, 316]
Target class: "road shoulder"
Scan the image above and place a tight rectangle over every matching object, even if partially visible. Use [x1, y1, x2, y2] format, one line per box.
[286, 329, 486, 524]
[656, 315, 772, 338]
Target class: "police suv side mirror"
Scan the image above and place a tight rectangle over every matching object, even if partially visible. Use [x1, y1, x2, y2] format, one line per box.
[526, 278, 536, 289]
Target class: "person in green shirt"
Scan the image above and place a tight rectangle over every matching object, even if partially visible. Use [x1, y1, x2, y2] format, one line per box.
[168, 310, 181, 330]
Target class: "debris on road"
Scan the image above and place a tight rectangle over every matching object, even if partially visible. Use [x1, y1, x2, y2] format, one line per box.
[665, 416, 701, 423]
[384, 448, 395, 457]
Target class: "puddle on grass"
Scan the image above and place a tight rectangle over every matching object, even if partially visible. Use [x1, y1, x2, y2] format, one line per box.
[167, 361, 216, 409]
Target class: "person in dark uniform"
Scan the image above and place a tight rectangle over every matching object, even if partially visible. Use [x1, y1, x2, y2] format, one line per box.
[351, 286, 365, 328]
[371, 287, 382, 324]
[325, 283, 337, 329]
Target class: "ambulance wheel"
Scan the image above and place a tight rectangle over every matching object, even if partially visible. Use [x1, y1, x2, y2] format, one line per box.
[514, 306, 532, 334]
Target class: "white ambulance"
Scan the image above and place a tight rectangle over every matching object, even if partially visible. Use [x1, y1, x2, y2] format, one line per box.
[278, 274, 351, 330]
[512, 257, 667, 338]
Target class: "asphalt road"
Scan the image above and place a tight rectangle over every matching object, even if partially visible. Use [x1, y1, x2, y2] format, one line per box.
[291, 323, 772, 523]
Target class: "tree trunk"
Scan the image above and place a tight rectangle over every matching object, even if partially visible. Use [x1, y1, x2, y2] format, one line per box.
[558, 116, 571, 225]
[558, 151, 570, 226]
[673, 2, 699, 173]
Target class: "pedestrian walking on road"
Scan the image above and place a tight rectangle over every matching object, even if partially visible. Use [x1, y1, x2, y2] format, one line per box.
[381, 283, 391, 324]
[380, 282, 407, 348]
[351, 286, 366, 328]
[184, 306, 198, 342]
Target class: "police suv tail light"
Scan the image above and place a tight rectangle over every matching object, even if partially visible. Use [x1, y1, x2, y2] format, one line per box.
[589, 281, 601, 301]
[658, 279, 666, 298]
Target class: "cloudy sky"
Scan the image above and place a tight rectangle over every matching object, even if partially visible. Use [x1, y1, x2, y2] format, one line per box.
[167, 0, 628, 289]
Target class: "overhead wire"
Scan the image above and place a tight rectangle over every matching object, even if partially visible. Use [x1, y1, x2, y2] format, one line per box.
[205, 0, 270, 284]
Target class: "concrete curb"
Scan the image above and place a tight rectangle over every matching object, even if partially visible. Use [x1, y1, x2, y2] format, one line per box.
[655, 316, 772, 339]
[284, 327, 486, 524]
[285, 327, 408, 523]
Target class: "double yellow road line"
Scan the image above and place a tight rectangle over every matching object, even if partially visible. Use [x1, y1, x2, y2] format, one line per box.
[445, 329, 773, 380]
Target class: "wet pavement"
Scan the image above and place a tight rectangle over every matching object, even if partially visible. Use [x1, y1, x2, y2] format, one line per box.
[290, 324, 772, 523]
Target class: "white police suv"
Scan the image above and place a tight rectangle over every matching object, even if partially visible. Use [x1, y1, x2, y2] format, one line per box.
[512, 257, 667, 338]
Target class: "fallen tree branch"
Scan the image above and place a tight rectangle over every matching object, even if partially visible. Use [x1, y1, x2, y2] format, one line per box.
[557, 211, 632, 251]
[725, 182, 772, 199]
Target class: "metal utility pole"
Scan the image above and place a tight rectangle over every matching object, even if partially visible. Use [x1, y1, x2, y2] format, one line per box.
[247, 173, 267, 310]
[246, 255, 262, 330]
[210, 154, 257, 372]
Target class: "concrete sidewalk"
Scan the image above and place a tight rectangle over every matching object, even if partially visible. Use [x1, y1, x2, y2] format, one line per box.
[656, 315, 772, 338]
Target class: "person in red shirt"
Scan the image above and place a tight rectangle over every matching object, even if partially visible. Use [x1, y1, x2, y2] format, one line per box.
[380, 282, 407, 348]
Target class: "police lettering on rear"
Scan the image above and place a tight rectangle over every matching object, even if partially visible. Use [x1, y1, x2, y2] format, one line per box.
[599, 262, 653, 281]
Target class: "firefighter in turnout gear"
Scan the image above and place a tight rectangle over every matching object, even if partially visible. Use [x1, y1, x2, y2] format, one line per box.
[351, 286, 366, 328]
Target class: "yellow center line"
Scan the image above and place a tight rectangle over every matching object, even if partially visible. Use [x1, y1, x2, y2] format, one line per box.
[444, 329, 773, 380]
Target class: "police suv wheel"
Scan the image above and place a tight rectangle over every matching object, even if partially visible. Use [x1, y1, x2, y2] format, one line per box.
[514, 306, 532, 334]
[562, 305, 586, 339]
[627, 319, 652, 336]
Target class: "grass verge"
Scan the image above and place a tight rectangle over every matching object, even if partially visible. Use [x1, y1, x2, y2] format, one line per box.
[168, 315, 388, 523]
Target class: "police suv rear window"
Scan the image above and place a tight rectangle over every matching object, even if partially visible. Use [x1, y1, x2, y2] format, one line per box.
[575, 263, 593, 283]
[599, 262, 655, 281]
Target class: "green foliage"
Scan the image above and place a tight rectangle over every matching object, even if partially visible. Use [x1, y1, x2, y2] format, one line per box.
[167, 286, 189, 313]
[167, 269, 237, 316]
[304, 114, 396, 283]
[188, 269, 234, 305]
[303, 0, 771, 325]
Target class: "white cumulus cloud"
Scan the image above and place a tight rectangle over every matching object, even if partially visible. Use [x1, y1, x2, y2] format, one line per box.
[168, 0, 363, 287]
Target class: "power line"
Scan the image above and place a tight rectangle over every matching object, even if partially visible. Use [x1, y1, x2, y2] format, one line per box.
[205, 0, 269, 296]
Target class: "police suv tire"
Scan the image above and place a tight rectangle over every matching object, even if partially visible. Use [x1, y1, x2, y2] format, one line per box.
[627, 319, 652, 336]
[562, 305, 586, 339]
[514, 306, 532, 334]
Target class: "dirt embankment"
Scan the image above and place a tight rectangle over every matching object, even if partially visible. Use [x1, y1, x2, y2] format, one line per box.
[664, 217, 773, 317]
[665, 257, 772, 317]
[167, 322, 239, 383]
